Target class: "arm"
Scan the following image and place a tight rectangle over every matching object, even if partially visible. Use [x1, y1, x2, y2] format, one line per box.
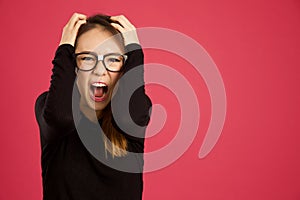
[35, 44, 76, 142]
[35, 13, 87, 143]
[124, 43, 152, 127]
[110, 16, 152, 143]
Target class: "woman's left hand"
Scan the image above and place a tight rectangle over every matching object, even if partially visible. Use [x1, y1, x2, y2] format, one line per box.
[110, 15, 140, 46]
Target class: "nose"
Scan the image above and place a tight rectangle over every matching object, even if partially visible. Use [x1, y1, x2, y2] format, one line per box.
[92, 61, 107, 76]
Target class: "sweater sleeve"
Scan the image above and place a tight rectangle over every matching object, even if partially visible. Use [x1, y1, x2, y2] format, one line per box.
[35, 44, 76, 143]
[111, 43, 152, 146]
[35, 43, 151, 146]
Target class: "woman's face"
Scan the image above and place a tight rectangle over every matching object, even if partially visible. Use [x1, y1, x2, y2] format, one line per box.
[75, 27, 124, 116]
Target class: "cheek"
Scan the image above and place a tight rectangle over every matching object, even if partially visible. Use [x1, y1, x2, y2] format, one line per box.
[110, 73, 121, 86]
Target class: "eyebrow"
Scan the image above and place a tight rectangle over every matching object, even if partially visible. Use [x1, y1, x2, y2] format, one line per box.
[75, 50, 124, 55]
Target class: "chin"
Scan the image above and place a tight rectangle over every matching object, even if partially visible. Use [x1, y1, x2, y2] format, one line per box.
[94, 102, 109, 111]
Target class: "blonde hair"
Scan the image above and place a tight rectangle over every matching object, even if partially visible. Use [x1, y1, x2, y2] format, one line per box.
[101, 106, 128, 157]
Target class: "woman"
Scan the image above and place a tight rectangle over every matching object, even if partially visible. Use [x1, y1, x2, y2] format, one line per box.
[35, 13, 152, 200]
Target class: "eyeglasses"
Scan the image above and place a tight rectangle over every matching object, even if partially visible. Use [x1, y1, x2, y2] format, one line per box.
[74, 51, 128, 72]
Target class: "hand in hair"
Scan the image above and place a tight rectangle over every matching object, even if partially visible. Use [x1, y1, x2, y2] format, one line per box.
[59, 13, 87, 46]
[110, 15, 140, 45]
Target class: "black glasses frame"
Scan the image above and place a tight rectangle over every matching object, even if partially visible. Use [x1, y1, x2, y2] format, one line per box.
[74, 51, 128, 72]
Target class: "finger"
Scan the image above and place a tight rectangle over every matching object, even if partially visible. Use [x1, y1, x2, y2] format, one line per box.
[73, 19, 86, 33]
[110, 15, 134, 30]
[74, 13, 87, 19]
[110, 22, 125, 33]
[68, 13, 87, 28]
[110, 16, 125, 28]
[117, 15, 134, 28]
[110, 15, 131, 28]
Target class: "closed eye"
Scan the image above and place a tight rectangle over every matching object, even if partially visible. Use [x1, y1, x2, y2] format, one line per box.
[81, 56, 95, 61]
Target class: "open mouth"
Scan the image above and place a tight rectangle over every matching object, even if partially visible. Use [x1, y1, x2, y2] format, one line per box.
[90, 82, 108, 102]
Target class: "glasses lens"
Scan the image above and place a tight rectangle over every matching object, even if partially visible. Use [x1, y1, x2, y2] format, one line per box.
[104, 54, 125, 72]
[76, 53, 97, 71]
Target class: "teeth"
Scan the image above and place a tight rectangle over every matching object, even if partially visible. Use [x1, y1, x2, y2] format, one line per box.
[92, 82, 106, 87]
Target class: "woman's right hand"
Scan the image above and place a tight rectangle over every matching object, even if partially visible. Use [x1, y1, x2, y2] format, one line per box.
[59, 13, 87, 46]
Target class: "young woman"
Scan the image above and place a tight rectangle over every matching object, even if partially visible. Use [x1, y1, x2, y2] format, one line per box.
[35, 13, 152, 200]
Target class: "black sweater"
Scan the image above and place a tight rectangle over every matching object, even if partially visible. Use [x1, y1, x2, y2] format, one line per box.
[35, 43, 152, 200]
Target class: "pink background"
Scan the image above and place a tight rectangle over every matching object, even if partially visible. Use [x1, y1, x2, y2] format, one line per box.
[1, 0, 300, 199]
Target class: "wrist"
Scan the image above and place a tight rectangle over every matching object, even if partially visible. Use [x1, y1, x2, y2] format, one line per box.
[123, 30, 140, 46]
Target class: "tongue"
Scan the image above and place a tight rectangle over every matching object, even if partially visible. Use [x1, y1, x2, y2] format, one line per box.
[94, 87, 104, 97]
